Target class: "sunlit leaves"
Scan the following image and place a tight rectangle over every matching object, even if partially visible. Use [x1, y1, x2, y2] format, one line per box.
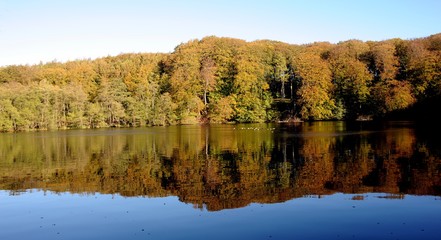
[372, 80, 416, 113]
[208, 96, 235, 123]
[293, 51, 335, 120]
[329, 40, 372, 118]
[0, 34, 441, 131]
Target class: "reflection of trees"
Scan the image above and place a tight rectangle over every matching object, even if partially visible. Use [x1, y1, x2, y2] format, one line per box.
[0, 122, 440, 211]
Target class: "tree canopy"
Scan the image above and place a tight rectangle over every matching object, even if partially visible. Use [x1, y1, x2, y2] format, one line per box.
[1, 34, 440, 131]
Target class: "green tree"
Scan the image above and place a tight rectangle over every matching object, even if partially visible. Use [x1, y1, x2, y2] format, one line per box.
[233, 43, 273, 122]
[271, 52, 289, 98]
[329, 40, 372, 118]
[151, 93, 177, 126]
[0, 99, 20, 131]
[96, 78, 130, 126]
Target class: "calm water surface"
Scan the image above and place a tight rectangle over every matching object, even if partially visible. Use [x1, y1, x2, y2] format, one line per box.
[1, 122, 440, 239]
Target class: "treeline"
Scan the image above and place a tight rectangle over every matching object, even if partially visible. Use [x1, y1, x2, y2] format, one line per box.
[1, 34, 440, 131]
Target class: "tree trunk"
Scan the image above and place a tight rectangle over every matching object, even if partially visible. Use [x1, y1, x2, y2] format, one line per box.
[204, 88, 208, 106]
[281, 81, 285, 98]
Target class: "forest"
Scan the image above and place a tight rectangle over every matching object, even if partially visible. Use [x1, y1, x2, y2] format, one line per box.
[0, 33, 440, 131]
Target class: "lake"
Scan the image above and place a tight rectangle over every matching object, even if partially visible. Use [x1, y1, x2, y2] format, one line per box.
[1, 121, 440, 239]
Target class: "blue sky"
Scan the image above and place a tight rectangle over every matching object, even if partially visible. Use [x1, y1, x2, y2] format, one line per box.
[1, 0, 440, 66]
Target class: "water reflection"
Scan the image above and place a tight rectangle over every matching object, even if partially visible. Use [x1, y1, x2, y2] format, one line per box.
[1, 122, 440, 211]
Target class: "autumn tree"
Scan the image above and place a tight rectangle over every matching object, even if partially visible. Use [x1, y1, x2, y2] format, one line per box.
[198, 36, 245, 122]
[407, 37, 441, 99]
[329, 40, 372, 119]
[168, 40, 204, 124]
[361, 39, 420, 116]
[0, 34, 440, 131]
[292, 49, 336, 120]
[200, 56, 216, 109]
[270, 51, 289, 98]
[232, 43, 273, 122]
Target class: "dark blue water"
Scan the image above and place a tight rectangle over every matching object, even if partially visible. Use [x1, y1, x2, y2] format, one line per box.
[1, 191, 440, 240]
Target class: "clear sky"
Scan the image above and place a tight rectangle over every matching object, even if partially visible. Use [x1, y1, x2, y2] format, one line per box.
[1, 0, 440, 66]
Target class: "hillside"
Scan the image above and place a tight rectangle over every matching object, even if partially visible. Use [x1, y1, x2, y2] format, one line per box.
[1, 34, 440, 131]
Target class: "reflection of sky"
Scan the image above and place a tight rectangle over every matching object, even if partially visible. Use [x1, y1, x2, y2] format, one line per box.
[1, 191, 439, 240]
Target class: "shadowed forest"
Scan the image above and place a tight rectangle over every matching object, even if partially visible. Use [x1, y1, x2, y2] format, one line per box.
[1, 123, 440, 211]
[1, 34, 440, 131]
